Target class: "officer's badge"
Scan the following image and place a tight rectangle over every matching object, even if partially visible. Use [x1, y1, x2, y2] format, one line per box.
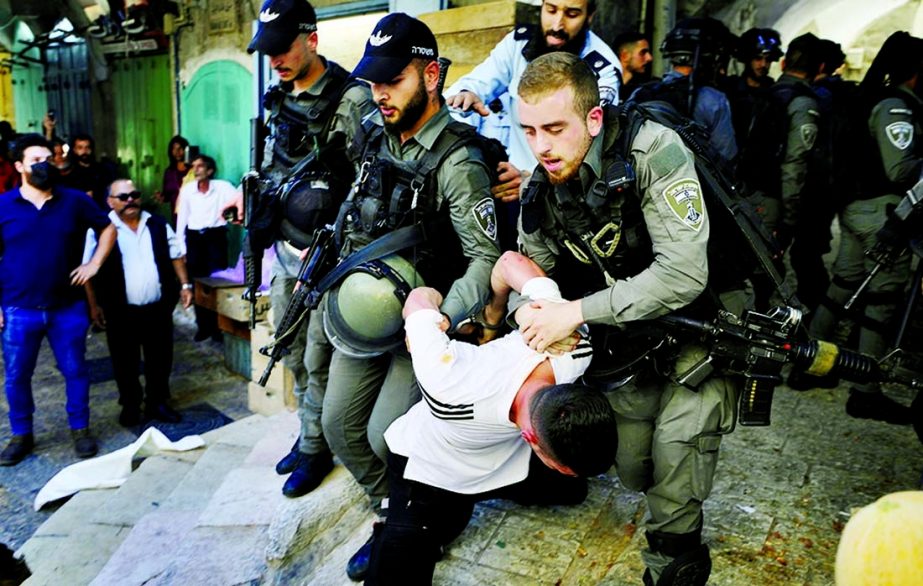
[886, 121, 914, 150]
[472, 198, 498, 241]
[662, 179, 704, 231]
[800, 123, 818, 150]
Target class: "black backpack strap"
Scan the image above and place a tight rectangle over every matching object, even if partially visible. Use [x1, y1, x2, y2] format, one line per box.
[315, 224, 426, 296]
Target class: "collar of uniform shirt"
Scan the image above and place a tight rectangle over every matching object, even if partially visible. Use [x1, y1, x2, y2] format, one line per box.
[285, 55, 335, 99]
[578, 123, 607, 187]
[384, 105, 451, 155]
[109, 209, 150, 232]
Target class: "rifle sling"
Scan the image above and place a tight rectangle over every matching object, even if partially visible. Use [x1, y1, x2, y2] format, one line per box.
[314, 224, 426, 299]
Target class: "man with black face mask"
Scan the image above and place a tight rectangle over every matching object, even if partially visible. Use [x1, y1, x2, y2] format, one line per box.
[0, 134, 117, 466]
[445, 0, 621, 178]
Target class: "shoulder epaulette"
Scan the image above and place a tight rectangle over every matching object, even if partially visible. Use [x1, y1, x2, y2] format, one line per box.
[582, 50, 611, 75]
[513, 24, 534, 41]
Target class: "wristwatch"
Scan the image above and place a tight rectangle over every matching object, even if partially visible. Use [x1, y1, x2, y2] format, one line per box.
[181, 283, 194, 291]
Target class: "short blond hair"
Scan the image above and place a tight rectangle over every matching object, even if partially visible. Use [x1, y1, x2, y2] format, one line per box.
[518, 52, 600, 118]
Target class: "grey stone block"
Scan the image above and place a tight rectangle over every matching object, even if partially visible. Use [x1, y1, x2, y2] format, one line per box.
[476, 510, 584, 581]
[160, 443, 251, 512]
[90, 456, 194, 527]
[33, 489, 114, 537]
[90, 511, 198, 586]
[20, 523, 129, 586]
[198, 466, 286, 527]
[265, 465, 367, 565]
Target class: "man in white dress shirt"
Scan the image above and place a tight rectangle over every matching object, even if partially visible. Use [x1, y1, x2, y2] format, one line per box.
[86, 179, 194, 426]
[175, 154, 239, 341]
[365, 251, 617, 584]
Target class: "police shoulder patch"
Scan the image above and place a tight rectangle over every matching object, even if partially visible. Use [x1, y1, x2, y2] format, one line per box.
[886, 121, 914, 150]
[472, 197, 498, 241]
[582, 50, 611, 74]
[800, 123, 818, 150]
[514, 24, 534, 41]
[662, 179, 704, 231]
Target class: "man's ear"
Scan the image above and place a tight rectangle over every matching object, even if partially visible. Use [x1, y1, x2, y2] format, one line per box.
[425, 60, 441, 93]
[587, 105, 604, 137]
[520, 429, 539, 445]
[306, 31, 319, 51]
[13, 161, 24, 175]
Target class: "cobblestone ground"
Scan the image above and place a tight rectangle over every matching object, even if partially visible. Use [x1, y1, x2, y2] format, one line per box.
[1, 305, 922, 584]
[0, 308, 250, 551]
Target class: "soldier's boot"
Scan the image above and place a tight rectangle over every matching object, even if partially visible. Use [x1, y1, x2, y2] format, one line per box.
[846, 389, 913, 425]
[642, 530, 711, 586]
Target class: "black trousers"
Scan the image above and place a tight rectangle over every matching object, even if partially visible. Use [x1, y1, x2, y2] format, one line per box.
[366, 452, 588, 585]
[104, 300, 175, 410]
[185, 226, 228, 335]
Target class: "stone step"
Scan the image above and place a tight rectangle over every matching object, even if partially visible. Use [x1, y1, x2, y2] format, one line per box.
[264, 465, 371, 585]
[159, 442, 252, 513]
[90, 511, 267, 586]
[90, 455, 196, 527]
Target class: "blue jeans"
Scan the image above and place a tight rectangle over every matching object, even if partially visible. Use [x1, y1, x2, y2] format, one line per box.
[2, 301, 91, 435]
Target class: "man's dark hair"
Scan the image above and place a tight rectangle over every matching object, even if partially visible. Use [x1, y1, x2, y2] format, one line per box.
[613, 31, 648, 55]
[817, 39, 846, 74]
[70, 133, 95, 151]
[10, 133, 51, 163]
[784, 33, 824, 78]
[531, 383, 617, 477]
[194, 154, 217, 177]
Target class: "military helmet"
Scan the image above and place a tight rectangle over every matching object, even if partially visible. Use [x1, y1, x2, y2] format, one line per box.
[278, 175, 338, 249]
[323, 254, 425, 358]
[736, 28, 783, 62]
[661, 17, 733, 67]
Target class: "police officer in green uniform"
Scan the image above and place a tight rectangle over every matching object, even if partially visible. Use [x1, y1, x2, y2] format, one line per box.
[805, 32, 920, 424]
[515, 52, 735, 586]
[322, 13, 501, 581]
[245, 0, 377, 497]
[737, 33, 822, 309]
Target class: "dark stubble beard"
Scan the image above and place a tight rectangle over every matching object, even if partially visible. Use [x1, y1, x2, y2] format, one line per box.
[384, 80, 429, 135]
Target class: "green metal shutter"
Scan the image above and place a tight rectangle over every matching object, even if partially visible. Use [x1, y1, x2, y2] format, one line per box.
[11, 22, 47, 135]
[111, 54, 173, 197]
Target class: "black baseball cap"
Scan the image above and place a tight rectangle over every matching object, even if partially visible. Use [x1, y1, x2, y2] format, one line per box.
[247, 0, 318, 56]
[352, 13, 438, 83]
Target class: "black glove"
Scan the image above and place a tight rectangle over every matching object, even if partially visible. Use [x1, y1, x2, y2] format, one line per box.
[875, 204, 908, 251]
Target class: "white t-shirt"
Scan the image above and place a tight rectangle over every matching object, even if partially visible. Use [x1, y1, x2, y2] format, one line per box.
[385, 280, 592, 494]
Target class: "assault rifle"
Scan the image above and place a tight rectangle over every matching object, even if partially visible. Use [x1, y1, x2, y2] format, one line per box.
[844, 178, 923, 311]
[257, 226, 337, 386]
[241, 117, 264, 329]
[660, 306, 923, 426]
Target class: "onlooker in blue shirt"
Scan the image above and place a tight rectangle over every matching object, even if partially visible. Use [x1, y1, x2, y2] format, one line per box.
[0, 133, 117, 466]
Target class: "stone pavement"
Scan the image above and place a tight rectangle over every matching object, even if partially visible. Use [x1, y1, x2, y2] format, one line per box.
[2, 307, 923, 584]
[0, 308, 251, 552]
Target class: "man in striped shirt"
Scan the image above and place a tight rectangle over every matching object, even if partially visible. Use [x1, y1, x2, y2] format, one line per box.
[365, 251, 617, 584]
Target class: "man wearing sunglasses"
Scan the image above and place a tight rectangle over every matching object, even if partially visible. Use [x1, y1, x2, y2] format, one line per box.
[84, 179, 194, 426]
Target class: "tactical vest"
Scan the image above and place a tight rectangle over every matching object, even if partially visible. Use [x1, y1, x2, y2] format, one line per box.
[262, 60, 358, 186]
[859, 89, 923, 199]
[340, 120, 505, 295]
[736, 78, 816, 198]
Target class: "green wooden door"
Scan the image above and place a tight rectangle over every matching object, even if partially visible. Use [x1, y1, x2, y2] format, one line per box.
[180, 60, 252, 185]
[11, 22, 47, 135]
[110, 54, 173, 197]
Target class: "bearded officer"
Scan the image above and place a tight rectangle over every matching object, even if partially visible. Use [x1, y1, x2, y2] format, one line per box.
[514, 52, 736, 586]
[321, 13, 500, 581]
[245, 0, 377, 498]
